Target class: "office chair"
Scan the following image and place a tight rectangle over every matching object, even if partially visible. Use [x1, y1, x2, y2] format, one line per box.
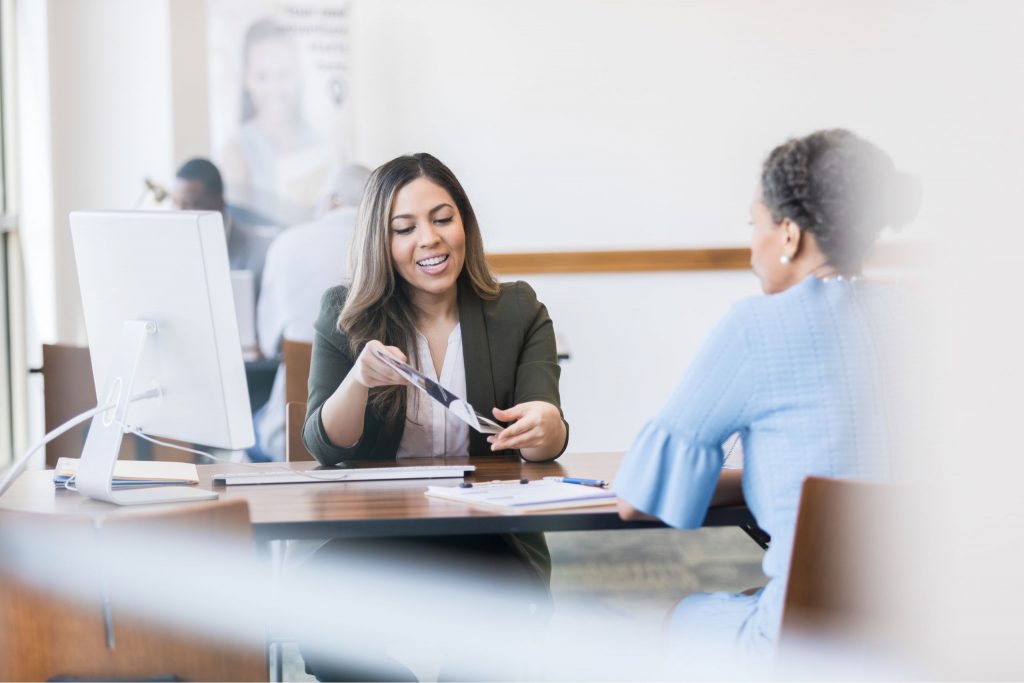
[780, 476, 901, 652]
[282, 340, 315, 463]
[41, 343, 125, 467]
[282, 339, 312, 406]
[286, 401, 315, 462]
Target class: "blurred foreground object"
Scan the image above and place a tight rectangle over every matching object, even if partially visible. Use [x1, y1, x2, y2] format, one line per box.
[0, 499, 267, 681]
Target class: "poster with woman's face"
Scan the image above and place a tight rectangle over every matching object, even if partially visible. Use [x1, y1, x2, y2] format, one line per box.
[208, 0, 353, 227]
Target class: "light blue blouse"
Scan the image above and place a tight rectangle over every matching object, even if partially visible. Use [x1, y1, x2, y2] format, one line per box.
[615, 275, 908, 659]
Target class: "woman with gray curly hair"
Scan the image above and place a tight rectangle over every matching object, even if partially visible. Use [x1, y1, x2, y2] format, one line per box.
[616, 129, 920, 664]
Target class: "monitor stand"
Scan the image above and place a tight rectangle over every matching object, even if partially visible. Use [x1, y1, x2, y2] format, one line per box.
[74, 320, 219, 506]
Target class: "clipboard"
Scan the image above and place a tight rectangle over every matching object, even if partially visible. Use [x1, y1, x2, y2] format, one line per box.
[425, 479, 617, 512]
[374, 348, 504, 434]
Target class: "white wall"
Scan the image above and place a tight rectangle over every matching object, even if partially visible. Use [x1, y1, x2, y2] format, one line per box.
[511, 270, 759, 452]
[21, 0, 176, 345]
[20, 0, 963, 450]
[348, 0, 943, 252]
[19, 0, 222, 345]
[168, 0, 212, 162]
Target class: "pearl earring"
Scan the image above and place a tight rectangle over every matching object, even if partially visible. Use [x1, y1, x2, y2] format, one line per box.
[779, 254, 791, 265]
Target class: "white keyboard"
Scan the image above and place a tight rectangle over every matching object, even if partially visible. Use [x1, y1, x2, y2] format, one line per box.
[212, 465, 475, 486]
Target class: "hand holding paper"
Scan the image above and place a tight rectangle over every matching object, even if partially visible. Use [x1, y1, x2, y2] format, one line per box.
[352, 340, 411, 389]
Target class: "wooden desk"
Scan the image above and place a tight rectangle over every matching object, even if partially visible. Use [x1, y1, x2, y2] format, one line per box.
[0, 452, 757, 542]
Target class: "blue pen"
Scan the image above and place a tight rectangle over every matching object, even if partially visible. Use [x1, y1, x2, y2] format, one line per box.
[543, 475, 607, 487]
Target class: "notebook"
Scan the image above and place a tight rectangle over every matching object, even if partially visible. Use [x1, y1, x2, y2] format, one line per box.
[53, 457, 200, 489]
[425, 479, 617, 512]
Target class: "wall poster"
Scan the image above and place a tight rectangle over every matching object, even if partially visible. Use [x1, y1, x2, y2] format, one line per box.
[207, 0, 353, 227]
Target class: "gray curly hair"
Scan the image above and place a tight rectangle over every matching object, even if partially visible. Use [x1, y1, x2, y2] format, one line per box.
[761, 129, 920, 272]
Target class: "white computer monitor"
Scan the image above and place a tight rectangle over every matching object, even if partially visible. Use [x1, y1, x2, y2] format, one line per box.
[69, 210, 255, 506]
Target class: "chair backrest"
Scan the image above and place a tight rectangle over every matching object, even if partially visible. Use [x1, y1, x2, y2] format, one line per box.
[42, 344, 148, 466]
[282, 341, 315, 461]
[282, 339, 313, 406]
[286, 401, 315, 462]
[42, 344, 101, 467]
[0, 499, 268, 682]
[780, 476, 894, 646]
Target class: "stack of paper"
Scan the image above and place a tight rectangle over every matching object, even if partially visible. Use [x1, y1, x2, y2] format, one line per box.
[52, 457, 200, 489]
[425, 479, 616, 512]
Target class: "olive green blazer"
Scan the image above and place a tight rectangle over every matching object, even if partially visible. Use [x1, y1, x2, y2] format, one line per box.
[302, 279, 568, 466]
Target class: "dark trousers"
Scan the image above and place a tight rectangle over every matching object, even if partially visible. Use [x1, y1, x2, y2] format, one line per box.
[300, 533, 551, 682]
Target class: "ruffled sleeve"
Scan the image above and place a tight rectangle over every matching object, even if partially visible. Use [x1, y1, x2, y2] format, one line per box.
[615, 420, 725, 528]
[614, 303, 760, 529]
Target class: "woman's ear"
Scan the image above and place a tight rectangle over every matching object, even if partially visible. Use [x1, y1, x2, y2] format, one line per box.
[781, 218, 803, 260]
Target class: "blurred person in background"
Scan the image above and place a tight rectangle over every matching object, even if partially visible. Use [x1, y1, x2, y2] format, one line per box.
[249, 164, 371, 462]
[171, 157, 281, 301]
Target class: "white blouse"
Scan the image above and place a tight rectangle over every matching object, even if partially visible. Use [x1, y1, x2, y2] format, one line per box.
[396, 324, 471, 458]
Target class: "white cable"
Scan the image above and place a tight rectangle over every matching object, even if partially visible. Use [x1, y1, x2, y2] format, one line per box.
[124, 427, 222, 462]
[0, 388, 161, 497]
[0, 401, 116, 497]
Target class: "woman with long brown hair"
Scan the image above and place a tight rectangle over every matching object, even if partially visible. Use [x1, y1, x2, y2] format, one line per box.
[303, 152, 567, 463]
[300, 152, 567, 681]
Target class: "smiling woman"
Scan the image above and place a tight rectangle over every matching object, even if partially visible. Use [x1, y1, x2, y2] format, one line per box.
[385, 179, 469, 315]
[305, 153, 568, 464]
[299, 153, 569, 679]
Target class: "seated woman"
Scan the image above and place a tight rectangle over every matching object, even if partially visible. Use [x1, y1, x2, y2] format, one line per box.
[301, 152, 568, 681]
[616, 129, 919, 663]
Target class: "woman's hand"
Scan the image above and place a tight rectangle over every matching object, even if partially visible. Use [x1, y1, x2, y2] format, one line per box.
[488, 401, 567, 461]
[321, 340, 407, 449]
[350, 340, 409, 389]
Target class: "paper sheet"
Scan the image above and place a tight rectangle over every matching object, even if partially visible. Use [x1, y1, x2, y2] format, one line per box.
[425, 479, 617, 512]
[374, 348, 504, 434]
[53, 457, 200, 488]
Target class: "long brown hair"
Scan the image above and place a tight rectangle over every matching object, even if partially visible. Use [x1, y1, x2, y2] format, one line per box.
[339, 153, 500, 428]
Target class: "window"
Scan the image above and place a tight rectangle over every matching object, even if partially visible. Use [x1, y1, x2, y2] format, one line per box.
[0, 0, 17, 466]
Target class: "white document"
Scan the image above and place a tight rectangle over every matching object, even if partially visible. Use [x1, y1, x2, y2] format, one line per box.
[53, 457, 200, 488]
[374, 348, 504, 434]
[425, 479, 617, 512]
